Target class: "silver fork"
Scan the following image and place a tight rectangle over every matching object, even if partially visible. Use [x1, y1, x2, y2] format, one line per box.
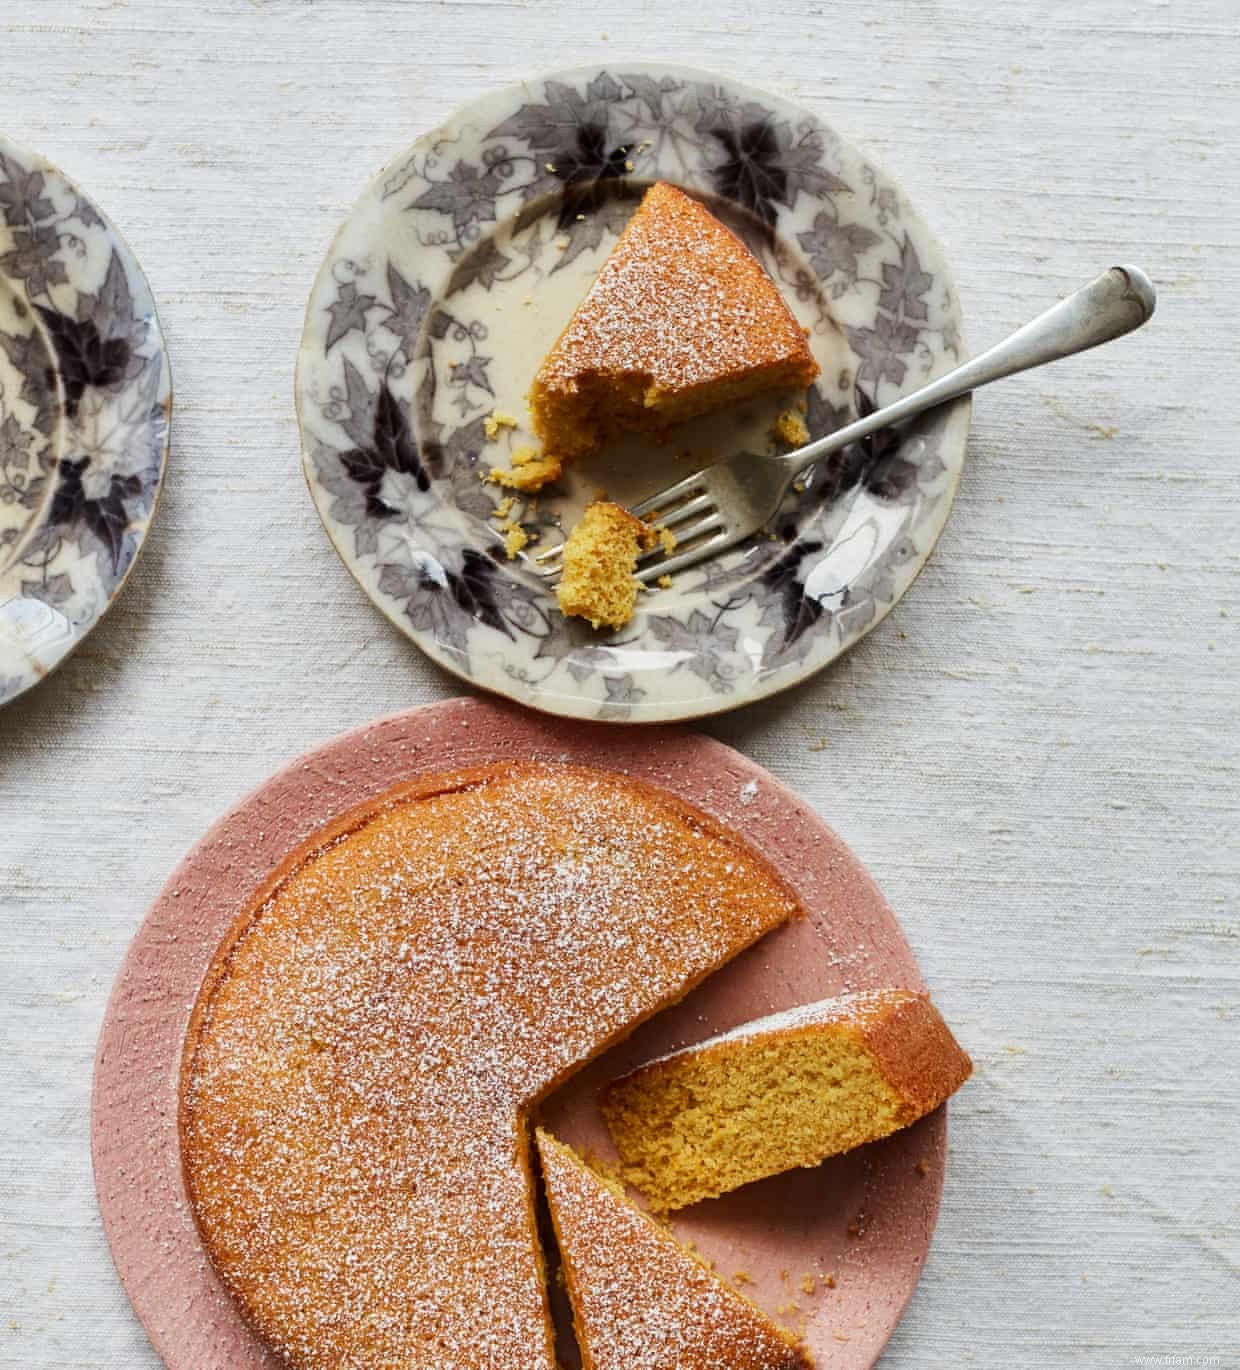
[531, 265, 1155, 586]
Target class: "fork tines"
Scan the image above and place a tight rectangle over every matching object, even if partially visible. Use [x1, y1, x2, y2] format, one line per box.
[530, 471, 723, 588]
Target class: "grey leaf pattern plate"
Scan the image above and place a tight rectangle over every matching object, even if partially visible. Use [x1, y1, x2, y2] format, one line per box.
[0, 135, 171, 707]
[296, 65, 969, 723]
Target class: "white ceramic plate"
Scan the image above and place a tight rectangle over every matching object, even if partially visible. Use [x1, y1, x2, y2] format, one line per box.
[0, 136, 171, 706]
[297, 65, 969, 722]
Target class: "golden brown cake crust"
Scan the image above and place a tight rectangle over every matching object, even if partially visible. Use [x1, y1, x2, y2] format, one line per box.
[179, 761, 802, 1369]
[528, 181, 819, 472]
[537, 1131, 808, 1370]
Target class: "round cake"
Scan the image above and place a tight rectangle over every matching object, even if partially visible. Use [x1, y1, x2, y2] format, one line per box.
[179, 760, 802, 1369]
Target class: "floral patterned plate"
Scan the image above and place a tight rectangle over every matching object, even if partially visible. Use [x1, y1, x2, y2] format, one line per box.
[0, 136, 170, 707]
[297, 65, 969, 722]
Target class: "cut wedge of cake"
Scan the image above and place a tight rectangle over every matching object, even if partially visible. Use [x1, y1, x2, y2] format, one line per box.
[602, 989, 972, 1212]
[519, 181, 818, 490]
[555, 500, 656, 630]
[536, 1130, 807, 1370]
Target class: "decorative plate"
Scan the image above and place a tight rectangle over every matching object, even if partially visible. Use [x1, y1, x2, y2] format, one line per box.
[296, 66, 969, 722]
[0, 136, 170, 707]
[93, 696, 952, 1370]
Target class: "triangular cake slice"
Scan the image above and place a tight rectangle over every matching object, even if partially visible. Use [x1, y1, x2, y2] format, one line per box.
[536, 1131, 807, 1370]
[602, 989, 973, 1211]
[512, 181, 818, 491]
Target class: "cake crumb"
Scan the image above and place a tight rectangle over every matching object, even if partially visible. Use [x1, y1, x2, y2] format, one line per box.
[773, 409, 810, 447]
[732, 1270, 752, 1285]
[823, 1274, 837, 1289]
[484, 411, 519, 441]
[657, 574, 673, 590]
[545, 162, 556, 173]
[556, 502, 656, 630]
[800, 1274, 816, 1295]
[555, 236, 569, 251]
[489, 445, 563, 493]
[490, 496, 516, 522]
[656, 524, 677, 556]
[501, 523, 528, 559]
[915, 1158, 930, 1176]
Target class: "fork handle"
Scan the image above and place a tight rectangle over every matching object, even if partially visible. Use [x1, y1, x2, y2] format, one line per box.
[787, 265, 1156, 473]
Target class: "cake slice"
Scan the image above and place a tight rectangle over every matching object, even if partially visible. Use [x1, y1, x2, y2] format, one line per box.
[522, 181, 818, 489]
[602, 989, 972, 1211]
[535, 1131, 807, 1370]
[555, 500, 655, 630]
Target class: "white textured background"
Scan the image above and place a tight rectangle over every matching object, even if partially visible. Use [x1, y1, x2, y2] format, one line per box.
[1, 1, 1237, 1366]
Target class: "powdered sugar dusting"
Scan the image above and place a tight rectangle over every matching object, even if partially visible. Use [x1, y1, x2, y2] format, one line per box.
[538, 182, 814, 394]
[539, 1133, 806, 1370]
[181, 762, 800, 1369]
[634, 989, 916, 1070]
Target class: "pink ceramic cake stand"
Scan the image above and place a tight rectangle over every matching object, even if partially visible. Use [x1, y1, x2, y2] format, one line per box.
[92, 696, 950, 1368]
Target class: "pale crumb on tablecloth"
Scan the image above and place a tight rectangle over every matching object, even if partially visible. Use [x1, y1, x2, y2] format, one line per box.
[808, 737, 829, 752]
